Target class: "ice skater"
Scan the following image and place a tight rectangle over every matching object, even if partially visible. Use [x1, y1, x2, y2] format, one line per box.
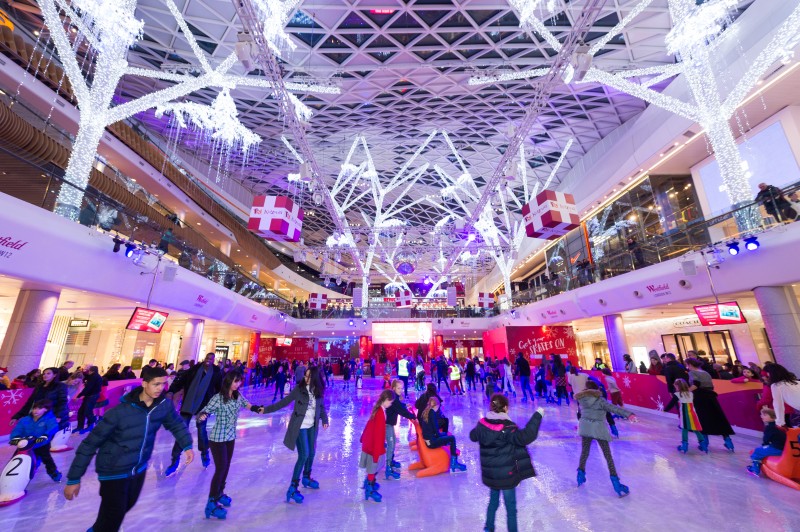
[575, 381, 637, 497]
[64, 367, 193, 531]
[263, 366, 329, 504]
[419, 396, 467, 472]
[385, 380, 416, 480]
[470, 394, 544, 532]
[664, 378, 708, 453]
[197, 371, 265, 519]
[359, 390, 394, 502]
[8, 398, 62, 482]
[747, 407, 786, 476]
[686, 358, 735, 452]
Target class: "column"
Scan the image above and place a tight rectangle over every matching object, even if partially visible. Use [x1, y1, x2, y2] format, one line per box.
[0, 290, 60, 377]
[602, 314, 630, 372]
[753, 285, 800, 375]
[178, 318, 205, 363]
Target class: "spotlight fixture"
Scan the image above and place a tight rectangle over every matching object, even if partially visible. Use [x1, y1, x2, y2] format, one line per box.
[112, 236, 123, 253]
[744, 236, 760, 251]
[510, 309, 517, 318]
[124, 243, 137, 258]
[726, 241, 740, 256]
[362, 319, 367, 326]
[348, 319, 354, 327]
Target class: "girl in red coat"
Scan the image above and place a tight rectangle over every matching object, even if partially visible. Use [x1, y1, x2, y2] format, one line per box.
[359, 390, 394, 502]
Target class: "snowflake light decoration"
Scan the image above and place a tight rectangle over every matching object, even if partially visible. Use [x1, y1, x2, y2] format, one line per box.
[1, 389, 24, 407]
[155, 88, 262, 156]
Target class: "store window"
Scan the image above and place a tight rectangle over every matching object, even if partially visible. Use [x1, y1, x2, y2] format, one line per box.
[661, 330, 737, 364]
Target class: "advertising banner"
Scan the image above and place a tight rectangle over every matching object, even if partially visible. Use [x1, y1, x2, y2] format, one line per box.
[247, 195, 304, 242]
[522, 190, 580, 240]
[126, 307, 169, 333]
[693, 301, 747, 326]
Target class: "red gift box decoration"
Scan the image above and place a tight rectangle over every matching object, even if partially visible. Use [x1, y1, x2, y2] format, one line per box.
[247, 195, 304, 242]
[522, 190, 580, 240]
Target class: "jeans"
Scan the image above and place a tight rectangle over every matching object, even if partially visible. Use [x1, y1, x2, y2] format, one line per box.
[273, 381, 285, 400]
[750, 445, 782, 461]
[428, 434, 457, 455]
[77, 393, 98, 430]
[92, 471, 147, 532]
[437, 374, 451, 393]
[171, 413, 209, 460]
[292, 426, 317, 482]
[385, 424, 396, 464]
[519, 376, 534, 400]
[486, 488, 517, 532]
[399, 375, 409, 397]
[209, 440, 235, 498]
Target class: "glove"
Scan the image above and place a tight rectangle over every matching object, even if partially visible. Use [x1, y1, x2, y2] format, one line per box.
[9, 438, 21, 445]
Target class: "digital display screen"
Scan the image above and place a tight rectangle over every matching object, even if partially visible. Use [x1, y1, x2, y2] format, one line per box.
[693, 301, 747, 326]
[126, 307, 169, 333]
[275, 337, 293, 346]
[372, 322, 432, 344]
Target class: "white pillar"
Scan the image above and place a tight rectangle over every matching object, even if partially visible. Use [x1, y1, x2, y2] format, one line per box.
[0, 290, 60, 376]
[602, 314, 630, 372]
[178, 318, 205, 363]
[753, 285, 800, 375]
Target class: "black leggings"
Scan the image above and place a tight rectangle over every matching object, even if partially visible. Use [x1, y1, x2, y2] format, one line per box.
[428, 435, 457, 455]
[209, 440, 235, 499]
[578, 437, 617, 476]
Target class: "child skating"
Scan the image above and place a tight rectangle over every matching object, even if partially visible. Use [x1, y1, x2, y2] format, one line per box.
[664, 378, 708, 453]
[8, 398, 62, 482]
[470, 394, 543, 532]
[575, 381, 637, 497]
[197, 371, 265, 519]
[746, 407, 786, 476]
[359, 390, 394, 502]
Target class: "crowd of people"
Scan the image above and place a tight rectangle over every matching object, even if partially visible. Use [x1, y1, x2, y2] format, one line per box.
[3, 350, 800, 532]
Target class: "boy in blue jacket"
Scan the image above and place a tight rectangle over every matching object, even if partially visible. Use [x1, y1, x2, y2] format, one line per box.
[64, 367, 193, 532]
[9, 398, 61, 481]
[747, 407, 787, 476]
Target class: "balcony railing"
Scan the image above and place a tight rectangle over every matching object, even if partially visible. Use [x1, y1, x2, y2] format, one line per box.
[513, 182, 800, 306]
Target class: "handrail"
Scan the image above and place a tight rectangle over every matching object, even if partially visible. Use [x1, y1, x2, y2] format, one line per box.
[512, 182, 800, 306]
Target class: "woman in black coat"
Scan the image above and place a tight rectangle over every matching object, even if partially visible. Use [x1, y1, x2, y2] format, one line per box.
[263, 366, 329, 503]
[470, 394, 543, 532]
[11, 367, 69, 428]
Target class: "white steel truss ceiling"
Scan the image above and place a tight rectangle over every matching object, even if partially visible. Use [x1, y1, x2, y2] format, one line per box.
[3, 0, 754, 277]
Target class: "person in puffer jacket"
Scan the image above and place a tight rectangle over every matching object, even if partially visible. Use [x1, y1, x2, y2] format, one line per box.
[63, 367, 193, 532]
[470, 394, 544, 532]
[575, 381, 637, 498]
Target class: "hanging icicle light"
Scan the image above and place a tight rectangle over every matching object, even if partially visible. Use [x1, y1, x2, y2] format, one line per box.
[155, 87, 262, 156]
[251, 0, 300, 59]
[71, 0, 144, 53]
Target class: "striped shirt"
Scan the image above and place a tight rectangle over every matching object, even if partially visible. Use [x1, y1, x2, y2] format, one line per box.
[202, 393, 251, 442]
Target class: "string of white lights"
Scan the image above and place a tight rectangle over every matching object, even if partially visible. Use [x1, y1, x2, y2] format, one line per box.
[467, 67, 549, 86]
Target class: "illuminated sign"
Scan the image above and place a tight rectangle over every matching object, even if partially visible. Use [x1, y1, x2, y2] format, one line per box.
[372, 322, 432, 344]
[126, 307, 169, 333]
[693, 301, 747, 326]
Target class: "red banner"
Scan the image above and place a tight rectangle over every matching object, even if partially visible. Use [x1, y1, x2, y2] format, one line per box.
[275, 337, 316, 362]
[483, 325, 578, 365]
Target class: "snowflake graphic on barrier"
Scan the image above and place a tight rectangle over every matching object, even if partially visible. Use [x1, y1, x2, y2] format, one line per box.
[305, 339, 315, 349]
[1, 389, 24, 407]
[651, 396, 665, 412]
[622, 375, 631, 388]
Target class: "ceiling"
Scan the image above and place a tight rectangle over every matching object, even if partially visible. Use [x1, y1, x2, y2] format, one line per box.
[1, 0, 758, 284]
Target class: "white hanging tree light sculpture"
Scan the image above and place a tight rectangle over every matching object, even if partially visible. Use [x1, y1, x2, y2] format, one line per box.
[428, 136, 573, 308]
[37, 0, 333, 219]
[473, 0, 800, 230]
